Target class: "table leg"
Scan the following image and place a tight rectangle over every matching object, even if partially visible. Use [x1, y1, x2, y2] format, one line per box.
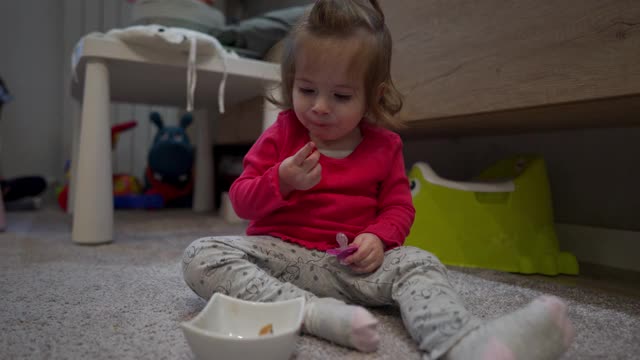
[263, 83, 280, 131]
[193, 108, 214, 212]
[68, 99, 81, 214]
[72, 60, 113, 244]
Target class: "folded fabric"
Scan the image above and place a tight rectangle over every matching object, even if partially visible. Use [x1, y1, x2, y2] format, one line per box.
[72, 25, 237, 113]
[216, 6, 311, 59]
[130, 0, 226, 36]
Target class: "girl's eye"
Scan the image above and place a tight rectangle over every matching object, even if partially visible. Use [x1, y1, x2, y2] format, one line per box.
[299, 88, 315, 95]
[334, 94, 352, 101]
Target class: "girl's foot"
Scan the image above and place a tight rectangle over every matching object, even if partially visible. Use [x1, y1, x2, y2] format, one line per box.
[303, 297, 380, 352]
[447, 295, 574, 360]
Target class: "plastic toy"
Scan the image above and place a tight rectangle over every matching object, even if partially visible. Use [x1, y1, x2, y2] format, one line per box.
[111, 121, 137, 149]
[404, 155, 579, 276]
[326, 233, 358, 263]
[143, 112, 194, 207]
[113, 173, 142, 196]
[56, 120, 164, 210]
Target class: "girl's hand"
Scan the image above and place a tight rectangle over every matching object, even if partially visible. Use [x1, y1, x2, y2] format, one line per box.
[343, 233, 385, 274]
[278, 142, 322, 197]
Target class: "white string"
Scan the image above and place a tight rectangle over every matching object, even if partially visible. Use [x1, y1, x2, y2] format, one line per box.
[209, 38, 228, 114]
[187, 36, 197, 112]
[186, 35, 227, 114]
[218, 57, 228, 114]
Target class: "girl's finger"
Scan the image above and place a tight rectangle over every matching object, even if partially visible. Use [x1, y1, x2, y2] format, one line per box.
[357, 251, 378, 268]
[292, 142, 315, 165]
[351, 266, 367, 274]
[351, 263, 374, 274]
[307, 163, 322, 183]
[301, 150, 321, 172]
[344, 245, 369, 265]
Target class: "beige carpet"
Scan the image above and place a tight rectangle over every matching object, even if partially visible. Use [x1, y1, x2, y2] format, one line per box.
[1, 208, 639, 359]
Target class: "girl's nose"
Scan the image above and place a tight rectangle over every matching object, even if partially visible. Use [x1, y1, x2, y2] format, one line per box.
[311, 96, 329, 115]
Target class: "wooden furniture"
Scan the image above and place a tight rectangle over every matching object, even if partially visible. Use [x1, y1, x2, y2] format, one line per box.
[70, 34, 279, 244]
[380, 0, 640, 136]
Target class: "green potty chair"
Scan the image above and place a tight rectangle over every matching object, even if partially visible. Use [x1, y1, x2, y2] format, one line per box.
[405, 155, 579, 276]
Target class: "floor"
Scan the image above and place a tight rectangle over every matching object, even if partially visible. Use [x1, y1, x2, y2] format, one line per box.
[1, 207, 639, 359]
[558, 263, 640, 298]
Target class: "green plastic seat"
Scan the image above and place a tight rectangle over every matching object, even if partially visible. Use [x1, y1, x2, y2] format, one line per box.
[405, 155, 579, 276]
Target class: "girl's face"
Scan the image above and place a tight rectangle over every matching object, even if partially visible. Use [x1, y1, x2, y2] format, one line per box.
[292, 35, 368, 149]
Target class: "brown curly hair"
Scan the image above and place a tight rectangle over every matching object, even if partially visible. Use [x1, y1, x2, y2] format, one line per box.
[269, 0, 404, 129]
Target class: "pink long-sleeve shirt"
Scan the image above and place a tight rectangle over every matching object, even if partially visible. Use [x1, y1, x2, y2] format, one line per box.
[229, 110, 415, 251]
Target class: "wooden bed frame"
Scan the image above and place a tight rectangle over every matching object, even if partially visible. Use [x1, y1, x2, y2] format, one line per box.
[381, 0, 640, 136]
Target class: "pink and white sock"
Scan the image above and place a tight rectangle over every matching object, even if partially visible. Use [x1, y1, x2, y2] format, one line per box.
[303, 297, 380, 352]
[447, 295, 574, 360]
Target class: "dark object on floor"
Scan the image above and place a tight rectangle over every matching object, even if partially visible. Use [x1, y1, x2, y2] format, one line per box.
[213, 144, 250, 209]
[1, 176, 47, 203]
[0, 75, 11, 230]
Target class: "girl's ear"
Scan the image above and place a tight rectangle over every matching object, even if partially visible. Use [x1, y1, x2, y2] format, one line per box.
[376, 83, 386, 103]
[150, 112, 164, 129]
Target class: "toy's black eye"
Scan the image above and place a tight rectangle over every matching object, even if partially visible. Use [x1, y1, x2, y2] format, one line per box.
[158, 28, 165, 32]
[409, 178, 421, 196]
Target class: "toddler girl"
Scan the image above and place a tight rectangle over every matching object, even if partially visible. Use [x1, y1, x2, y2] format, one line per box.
[182, 1, 574, 358]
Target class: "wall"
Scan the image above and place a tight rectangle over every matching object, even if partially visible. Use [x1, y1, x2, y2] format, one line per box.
[0, 0, 64, 180]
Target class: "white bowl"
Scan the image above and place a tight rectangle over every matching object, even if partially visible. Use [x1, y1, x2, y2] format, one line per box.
[181, 293, 305, 360]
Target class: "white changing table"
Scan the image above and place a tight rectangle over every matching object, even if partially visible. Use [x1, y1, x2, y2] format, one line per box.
[70, 34, 279, 244]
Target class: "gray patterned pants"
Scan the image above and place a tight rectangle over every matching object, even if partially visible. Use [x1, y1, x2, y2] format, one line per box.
[182, 235, 480, 359]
